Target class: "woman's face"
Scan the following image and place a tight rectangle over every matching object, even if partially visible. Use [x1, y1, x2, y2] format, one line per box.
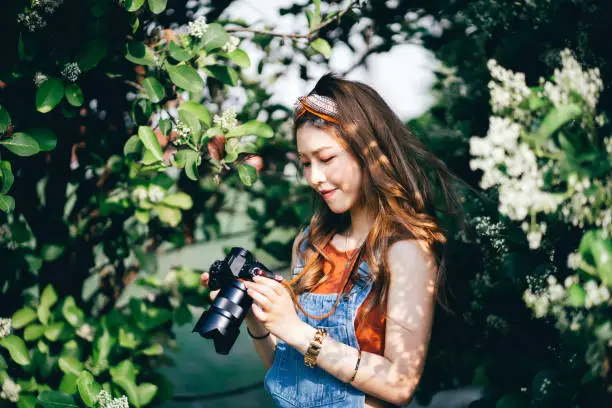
[296, 124, 363, 214]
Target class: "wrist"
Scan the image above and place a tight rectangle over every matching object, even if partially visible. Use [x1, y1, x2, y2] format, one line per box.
[245, 315, 269, 338]
[283, 321, 317, 355]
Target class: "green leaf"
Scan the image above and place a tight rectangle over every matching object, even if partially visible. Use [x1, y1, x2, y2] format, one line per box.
[178, 109, 201, 142]
[567, 284, 586, 307]
[137, 383, 158, 406]
[118, 327, 140, 349]
[65, 83, 84, 107]
[76, 371, 102, 407]
[172, 149, 199, 169]
[159, 119, 172, 136]
[185, 153, 199, 181]
[203, 65, 239, 86]
[168, 41, 191, 62]
[226, 120, 274, 139]
[141, 343, 163, 356]
[77, 40, 108, 72]
[125, 41, 157, 67]
[37, 306, 50, 325]
[161, 192, 193, 209]
[226, 49, 251, 69]
[138, 126, 163, 161]
[179, 101, 211, 126]
[24, 324, 45, 341]
[148, 0, 167, 14]
[124, 0, 145, 12]
[155, 204, 182, 227]
[36, 77, 65, 113]
[59, 373, 78, 395]
[306, 10, 321, 31]
[236, 163, 257, 186]
[0, 335, 31, 365]
[92, 327, 114, 373]
[41, 243, 65, 262]
[41, 284, 59, 309]
[61, 297, 85, 327]
[535, 104, 582, 140]
[124, 135, 142, 156]
[11, 306, 37, 329]
[310, 38, 332, 58]
[58, 355, 83, 376]
[199, 23, 229, 52]
[166, 63, 204, 93]
[0, 195, 15, 212]
[17, 395, 37, 408]
[143, 77, 165, 103]
[0, 162, 14, 193]
[135, 209, 150, 224]
[0, 105, 11, 132]
[44, 321, 66, 341]
[0, 132, 40, 156]
[36, 390, 78, 408]
[27, 128, 57, 151]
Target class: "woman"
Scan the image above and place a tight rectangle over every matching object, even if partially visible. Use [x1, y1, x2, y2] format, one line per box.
[201, 73, 462, 407]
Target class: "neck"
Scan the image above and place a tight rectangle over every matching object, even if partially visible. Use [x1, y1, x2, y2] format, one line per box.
[347, 205, 374, 245]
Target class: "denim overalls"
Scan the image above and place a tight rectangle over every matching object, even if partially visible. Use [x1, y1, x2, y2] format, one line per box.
[264, 229, 374, 408]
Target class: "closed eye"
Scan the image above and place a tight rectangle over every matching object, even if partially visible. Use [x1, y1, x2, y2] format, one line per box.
[321, 156, 335, 163]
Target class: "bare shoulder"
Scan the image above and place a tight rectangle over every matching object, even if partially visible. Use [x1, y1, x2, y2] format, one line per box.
[386, 239, 437, 281]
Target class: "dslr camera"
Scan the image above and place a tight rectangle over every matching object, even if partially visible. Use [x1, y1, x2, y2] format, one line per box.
[192, 247, 275, 354]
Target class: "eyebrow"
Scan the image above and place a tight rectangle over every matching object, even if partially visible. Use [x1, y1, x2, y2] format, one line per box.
[297, 146, 334, 158]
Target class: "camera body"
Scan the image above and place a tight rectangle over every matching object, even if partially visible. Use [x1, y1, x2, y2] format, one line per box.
[192, 247, 274, 354]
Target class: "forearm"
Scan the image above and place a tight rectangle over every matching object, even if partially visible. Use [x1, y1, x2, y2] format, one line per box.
[245, 314, 277, 369]
[283, 321, 421, 406]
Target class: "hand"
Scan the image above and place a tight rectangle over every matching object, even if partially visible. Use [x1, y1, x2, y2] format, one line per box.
[244, 275, 303, 343]
[199, 272, 219, 301]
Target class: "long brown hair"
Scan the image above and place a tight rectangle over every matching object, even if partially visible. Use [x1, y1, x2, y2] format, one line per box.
[289, 73, 464, 321]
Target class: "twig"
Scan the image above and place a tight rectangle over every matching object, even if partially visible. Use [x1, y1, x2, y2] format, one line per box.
[124, 79, 146, 93]
[226, 0, 360, 40]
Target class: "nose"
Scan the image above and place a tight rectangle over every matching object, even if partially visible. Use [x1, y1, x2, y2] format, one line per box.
[308, 161, 326, 186]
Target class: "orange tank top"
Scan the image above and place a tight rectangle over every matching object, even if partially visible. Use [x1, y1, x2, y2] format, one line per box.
[310, 242, 386, 355]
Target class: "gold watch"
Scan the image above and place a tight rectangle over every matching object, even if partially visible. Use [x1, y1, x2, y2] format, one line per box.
[304, 328, 328, 368]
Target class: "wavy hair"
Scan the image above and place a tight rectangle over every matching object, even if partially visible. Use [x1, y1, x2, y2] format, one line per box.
[289, 73, 464, 322]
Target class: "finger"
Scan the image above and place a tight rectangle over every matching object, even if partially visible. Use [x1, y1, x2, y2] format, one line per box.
[247, 288, 273, 312]
[210, 289, 219, 301]
[200, 272, 210, 287]
[253, 275, 285, 296]
[251, 303, 267, 322]
[247, 280, 278, 300]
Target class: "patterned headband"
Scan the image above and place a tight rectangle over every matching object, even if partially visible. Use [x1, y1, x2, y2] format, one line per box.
[293, 94, 340, 125]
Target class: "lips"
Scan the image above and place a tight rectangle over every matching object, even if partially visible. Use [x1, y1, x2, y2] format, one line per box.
[319, 188, 337, 199]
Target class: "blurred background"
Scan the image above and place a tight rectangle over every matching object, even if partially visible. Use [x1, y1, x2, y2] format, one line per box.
[0, 1, 610, 407]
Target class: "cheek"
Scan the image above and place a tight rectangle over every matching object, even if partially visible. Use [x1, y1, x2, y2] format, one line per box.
[328, 159, 362, 189]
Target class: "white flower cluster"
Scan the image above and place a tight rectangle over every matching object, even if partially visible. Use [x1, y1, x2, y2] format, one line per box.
[567, 252, 583, 270]
[188, 16, 209, 38]
[222, 36, 240, 53]
[524, 274, 610, 334]
[559, 175, 612, 236]
[130, 186, 148, 203]
[33, 0, 64, 14]
[0, 378, 21, 402]
[76, 323, 94, 342]
[472, 49, 608, 249]
[174, 121, 191, 145]
[96, 390, 129, 408]
[0, 318, 11, 338]
[147, 185, 165, 203]
[470, 117, 560, 248]
[583, 280, 610, 309]
[542, 49, 603, 110]
[61, 62, 81, 82]
[34, 72, 48, 86]
[487, 59, 531, 114]
[472, 216, 509, 255]
[17, 11, 47, 32]
[213, 108, 238, 131]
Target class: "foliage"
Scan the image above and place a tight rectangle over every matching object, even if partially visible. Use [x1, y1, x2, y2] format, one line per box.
[0, 0, 358, 406]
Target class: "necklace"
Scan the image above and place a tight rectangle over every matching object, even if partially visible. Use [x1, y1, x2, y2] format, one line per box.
[344, 232, 364, 269]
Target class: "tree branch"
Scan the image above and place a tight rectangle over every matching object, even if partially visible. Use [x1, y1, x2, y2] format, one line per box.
[226, 0, 361, 40]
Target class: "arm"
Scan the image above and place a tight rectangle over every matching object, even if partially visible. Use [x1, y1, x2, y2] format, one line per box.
[247, 230, 304, 369]
[282, 240, 437, 406]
